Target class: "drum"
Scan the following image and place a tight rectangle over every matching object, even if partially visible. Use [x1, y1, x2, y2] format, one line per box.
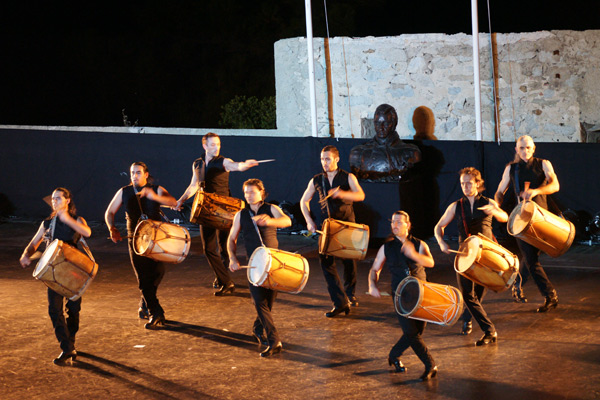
[33, 239, 98, 301]
[133, 219, 191, 263]
[508, 200, 575, 257]
[248, 247, 309, 294]
[394, 276, 463, 326]
[454, 234, 519, 293]
[318, 218, 370, 260]
[190, 190, 244, 230]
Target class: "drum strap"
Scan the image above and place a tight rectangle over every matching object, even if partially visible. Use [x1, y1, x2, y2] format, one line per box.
[133, 185, 149, 222]
[46, 216, 96, 263]
[459, 199, 471, 238]
[321, 175, 331, 219]
[78, 237, 96, 263]
[248, 207, 266, 248]
[513, 164, 521, 202]
[44, 217, 57, 246]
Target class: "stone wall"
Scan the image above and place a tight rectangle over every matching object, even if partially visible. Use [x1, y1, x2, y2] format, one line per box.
[274, 30, 600, 142]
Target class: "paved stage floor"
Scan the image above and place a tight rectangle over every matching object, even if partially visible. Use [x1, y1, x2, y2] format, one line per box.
[1, 221, 599, 400]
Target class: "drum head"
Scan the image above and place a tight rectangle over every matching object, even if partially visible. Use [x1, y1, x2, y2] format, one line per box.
[454, 236, 480, 273]
[508, 201, 534, 236]
[190, 191, 205, 222]
[33, 239, 61, 278]
[396, 277, 421, 316]
[134, 220, 154, 255]
[248, 247, 270, 285]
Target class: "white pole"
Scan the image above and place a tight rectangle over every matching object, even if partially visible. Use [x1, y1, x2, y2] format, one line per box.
[471, 0, 483, 141]
[305, 0, 318, 137]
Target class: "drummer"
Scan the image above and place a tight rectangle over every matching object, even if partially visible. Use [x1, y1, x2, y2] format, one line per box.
[105, 162, 177, 329]
[227, 179, 291, 357]
[176, 132, 258, 296]
[494, 135, 560, 312]
[19, 187, 92, 365]
[435, 167, 508, 345]
[300, 145, 365, 317]
[368, 211, 437, 381]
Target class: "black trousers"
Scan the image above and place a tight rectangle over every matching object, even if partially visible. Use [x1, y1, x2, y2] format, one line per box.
[201, 225, 232, 286]
[249, 284, 279, 346]
[48, 288, 81, 353]
[516, 239, 556, 297]
[457, 273, 495, 333]
[128, 240, 165, 317]
[319, 254, 357, 308]
[390, 309, 435, 369]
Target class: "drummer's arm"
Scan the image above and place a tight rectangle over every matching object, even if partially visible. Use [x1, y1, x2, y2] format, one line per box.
[434, 202, 456, 254]
[20, 222, 46, 268]
[494, 165, 511, 206]
[402, 240, 434, 268]
[481, 199, 508, 223]
[537, 160, 560, 196]
[300, 180, 317, 233]
[368, 245, 386, 298]
[56, 210, 91, 238]
[417, 240, 435, 268]
[227, 212, 242, 271]
[151, 186, 177, 207]
[332, 173, 365, 202]
[263, 205, 291, 228]
[105, 188, 123, 243]
[177, 163, 202, 208]
[223, 158, 259, 172]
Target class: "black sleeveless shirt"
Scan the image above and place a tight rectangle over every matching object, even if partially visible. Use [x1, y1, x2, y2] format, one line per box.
[194, 155, 230, 196]
[312, 169, 354, 223]
[239, 203, 278, 256]
[122, 184, 162, 235]
[455, 195, 493, 243]
[509, 157, 548, 210]
[43, 215, 80, 246]
[384, 235, 426, 293]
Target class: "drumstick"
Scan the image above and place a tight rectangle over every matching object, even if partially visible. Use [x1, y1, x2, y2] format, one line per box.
[256, 159, 275, 163]
[319, 187, 340, 203]
[237, 266, 256, 269]
[30, 251, 43, 261]
[447, 249, 468, 256]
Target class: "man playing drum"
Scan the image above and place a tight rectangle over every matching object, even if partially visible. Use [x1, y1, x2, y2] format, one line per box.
[105, 162, 177, 329]
[176, 132, 258, 296]
[495, 135, 560, 313]
[368, 211, 438, 381]
[227, 179, 291, 357]
[19, 187, 92, 365]
[435, 167, 508, 345]
[300, 145, 365, 317]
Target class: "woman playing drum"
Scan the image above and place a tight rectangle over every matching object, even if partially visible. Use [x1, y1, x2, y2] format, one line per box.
[19, 187, 92, 365]
[227, 179, 291, 357]
[368, 211, 438, 381]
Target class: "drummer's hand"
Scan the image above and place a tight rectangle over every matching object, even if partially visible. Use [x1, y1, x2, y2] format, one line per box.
[401, 240, 417, 257]
[477, 204, 495, 215]
[438, 241, 450, 254]
[229, 259, 240, 272]
[240, 159, 259, 171]
[368, 285, 381, 298]
[252, 214, 270, 226]
[138, 187, 157, 201]
[520, 188, 537, 201]
[306, 220, 317, 234]
[328, 187, 341, 199]
[173, 199, 185, 211]
[19, 253, 31, 268]
[56, 208, 72, 223]
[109, 226, 122, 243]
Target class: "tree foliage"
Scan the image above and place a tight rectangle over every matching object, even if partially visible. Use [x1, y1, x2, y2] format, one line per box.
[218, 95, 276, 129]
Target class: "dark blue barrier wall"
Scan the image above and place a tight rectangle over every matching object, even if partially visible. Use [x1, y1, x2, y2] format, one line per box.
[1, 129, 598, 240]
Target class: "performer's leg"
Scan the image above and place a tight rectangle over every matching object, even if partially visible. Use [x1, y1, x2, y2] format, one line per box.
[319, 255, 349, 308]
[202, 225, 233, 287]
[250, 285, 280, 346]
[459, 274, 495, 334]
[517, 239, 556, 297]
[128, 242, 165, 318]
[65, 297, 81, 349]
[218, 228, 231, 272]
[342, 258, 357, 301]
[47, 288, 75, 353]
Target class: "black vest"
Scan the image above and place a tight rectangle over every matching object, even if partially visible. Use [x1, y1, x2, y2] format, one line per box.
[44, 215, 79, 246]
[122, 184, 162, 235]
[384, 235, 426, 293]
[195, 155, 230, 196]
[312, 169, 354, 223]
[239, 203, 278, 256]
[509, 157, 548, 210]
[456, 195, 493, 243]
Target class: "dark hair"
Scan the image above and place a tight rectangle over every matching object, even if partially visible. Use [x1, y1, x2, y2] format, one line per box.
[130, 161, 154, 184]
[459, 167, 485, 193]
[321, 145, 339, 158]
[391, 210, 411, 231]
[243, 178, 268, 200]
[202, 132, 220, 145]
[50, 187, 76, 217]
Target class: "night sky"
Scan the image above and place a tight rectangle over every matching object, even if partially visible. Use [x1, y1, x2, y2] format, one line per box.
[1, 0, 598, 128]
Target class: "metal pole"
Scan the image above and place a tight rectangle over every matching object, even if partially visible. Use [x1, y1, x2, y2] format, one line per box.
[471, 0, 483, 141]
[305, 0, 318, 137]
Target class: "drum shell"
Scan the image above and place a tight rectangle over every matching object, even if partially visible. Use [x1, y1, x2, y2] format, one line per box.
[248, 247, 309, 294]
[394, 276, 463, 326]
[33, 240, 98, 301]
[190, 191, 244, 230]
[133, 219, 191, 263]
[454, 234, 519, 293]
[508, 201, 575, 257]
[318, 218, 369, 260]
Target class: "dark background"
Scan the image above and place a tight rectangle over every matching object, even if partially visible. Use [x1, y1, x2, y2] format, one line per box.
[0, 1, 599, 128]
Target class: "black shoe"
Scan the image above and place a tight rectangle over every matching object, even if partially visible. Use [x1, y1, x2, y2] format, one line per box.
[145, 314, 166, 330]
[537, 293, 558, 313]
[138, 307, 150, 320]
[419, 366, 438, 381]
[214, 282, 235, 296]
[213, 278, 220, 289]
[252, 330, 269, 346]
[388, 358, 406, 373]
[260, 342, 283, 357]
[461, 321, 473, 335]
[512, 287, 528, 303]
[53, 350, 77, 365]
[475, 331, 498, 346]
[325, 303, 351, 318]
[349, 297, 359, 307]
